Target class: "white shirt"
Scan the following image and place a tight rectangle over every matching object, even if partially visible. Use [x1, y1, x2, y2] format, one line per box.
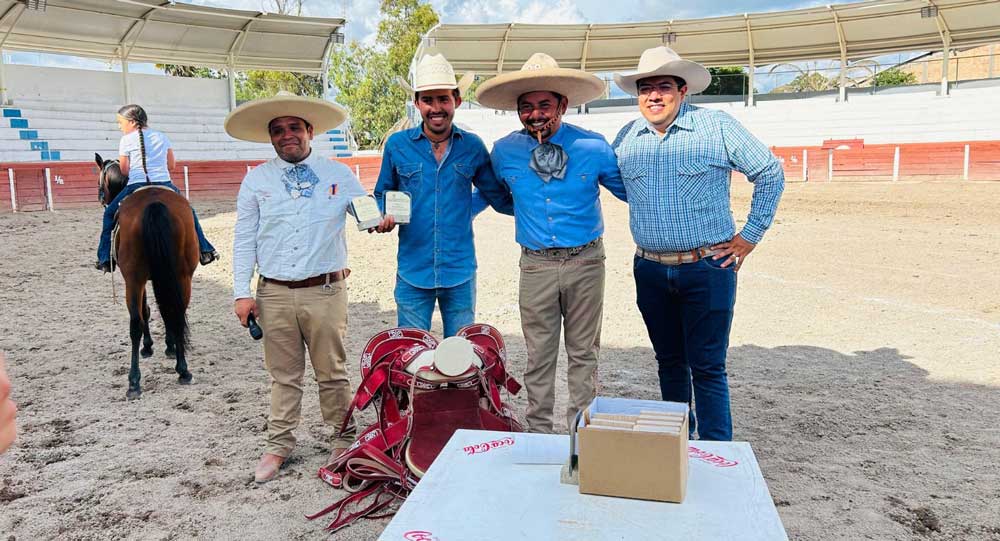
[119, 128, 172, 185]
[232, 151, 368, 299]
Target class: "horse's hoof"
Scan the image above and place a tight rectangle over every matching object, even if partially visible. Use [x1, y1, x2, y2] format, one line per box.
[126, 389, 142, 400]
[140, 348, 153, 358]
[178, 373, 193, 385]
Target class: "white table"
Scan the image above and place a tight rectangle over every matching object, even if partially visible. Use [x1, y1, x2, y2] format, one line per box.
[380, 429, 787, 541]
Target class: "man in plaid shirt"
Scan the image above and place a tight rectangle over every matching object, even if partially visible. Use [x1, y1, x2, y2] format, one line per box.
[612, 47, 785, 441]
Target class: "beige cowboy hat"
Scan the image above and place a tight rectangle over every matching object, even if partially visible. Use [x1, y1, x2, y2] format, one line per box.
[224, 90, 348, 143]
[397, 53, 476, 95]
[614, 46, 712, 96]
[475, 52, 605, 111]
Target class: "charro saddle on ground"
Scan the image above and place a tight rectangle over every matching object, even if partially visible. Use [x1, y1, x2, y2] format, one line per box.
[308, 323, 523, 532]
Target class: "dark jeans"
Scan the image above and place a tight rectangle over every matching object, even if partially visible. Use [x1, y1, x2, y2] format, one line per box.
[633, 254, 737, 441]
[97, 182, 215, 264]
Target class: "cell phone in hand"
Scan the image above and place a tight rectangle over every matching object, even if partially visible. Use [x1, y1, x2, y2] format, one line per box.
[247, 313, 263, 340]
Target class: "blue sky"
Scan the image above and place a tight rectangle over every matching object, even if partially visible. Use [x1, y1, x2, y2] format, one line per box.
[4, 0, 923, 93]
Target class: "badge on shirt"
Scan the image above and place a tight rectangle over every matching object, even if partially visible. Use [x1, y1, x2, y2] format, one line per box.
[329, 184, 338, 197]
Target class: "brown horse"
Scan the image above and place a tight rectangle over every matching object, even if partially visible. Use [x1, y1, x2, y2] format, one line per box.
[96, 153, 197, 399]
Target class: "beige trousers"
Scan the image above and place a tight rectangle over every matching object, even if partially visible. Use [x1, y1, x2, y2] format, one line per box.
[256, 276, 356, 457]
[518, 240, 605, 433]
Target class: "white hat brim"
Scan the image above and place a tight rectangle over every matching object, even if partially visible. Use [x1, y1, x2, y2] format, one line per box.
[614, 59, 712, 96]
[476, 68, 605, 111]
[224, 95, 348, 143]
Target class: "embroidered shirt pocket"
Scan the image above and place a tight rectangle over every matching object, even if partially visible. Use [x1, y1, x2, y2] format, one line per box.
[396, 163, 422, 195]
[621, 163, 648, 203]
[675, 161, 713, 203]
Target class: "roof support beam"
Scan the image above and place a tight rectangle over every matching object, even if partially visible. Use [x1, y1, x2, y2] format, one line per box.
[830, 6, 848, 103]
[320, 33, 337, 99]
[228, 15, 261, 70]
[0, 2, 27, 105]
[580, 24, 593, 71]
[745, 14, 755, 107]
[928, 0, 952, 95]
[496, 23, 514, 74]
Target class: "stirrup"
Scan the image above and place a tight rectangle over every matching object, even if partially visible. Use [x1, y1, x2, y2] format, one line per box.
[200, 250, 219, 265]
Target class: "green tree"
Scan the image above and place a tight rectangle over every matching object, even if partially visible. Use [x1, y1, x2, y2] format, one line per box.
[328, 0, 440, 148]
[772, 72, 836, 93]
[377, 0, 440, 79]
[155, 65, 220, 78]
[704, 66, 748, 95]
[873, 67, 917, 87]
[329, 43, 407, 149]
[235, 70, 322, 102]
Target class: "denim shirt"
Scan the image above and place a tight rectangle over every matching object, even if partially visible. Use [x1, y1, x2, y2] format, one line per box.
[375, 124, 512, 289]
[612, 102, 784, 252]
[490, 123, 627, 251]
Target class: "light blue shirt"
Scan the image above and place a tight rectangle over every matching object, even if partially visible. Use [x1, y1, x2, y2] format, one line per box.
[232, 151, 368, 299]
[119, 128, 172, 185]
[612, 102, 785, 251]
[490, 123, 627, 251]
[375, 124, 512, 290]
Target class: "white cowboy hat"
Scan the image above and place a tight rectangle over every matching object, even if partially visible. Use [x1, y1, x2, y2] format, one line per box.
[475, 52, 605, 111]
[397, 53, 476, 96]
[613, 46, 712, 96]
[224, 90, 348, 143]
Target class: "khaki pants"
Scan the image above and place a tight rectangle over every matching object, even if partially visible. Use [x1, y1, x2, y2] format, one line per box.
[518, 240, 605, 433]
[256, 276, 356, 457]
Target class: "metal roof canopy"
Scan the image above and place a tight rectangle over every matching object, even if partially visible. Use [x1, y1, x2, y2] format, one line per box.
[0, 0, 345, 74]
[422, 0, 1000, 74]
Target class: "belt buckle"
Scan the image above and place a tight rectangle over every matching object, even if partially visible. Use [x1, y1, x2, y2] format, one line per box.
[322, 272, 333, 290]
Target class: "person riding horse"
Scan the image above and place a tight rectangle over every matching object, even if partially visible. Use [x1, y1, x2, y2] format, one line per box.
[95, 104, 218, 272]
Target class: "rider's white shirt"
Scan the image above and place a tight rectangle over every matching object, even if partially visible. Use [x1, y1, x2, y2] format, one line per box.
[232, 151, 367, 299]
[119, 129, 172, 185]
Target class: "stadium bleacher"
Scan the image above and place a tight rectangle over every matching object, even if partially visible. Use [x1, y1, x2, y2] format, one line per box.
[0, 99, 355, 163]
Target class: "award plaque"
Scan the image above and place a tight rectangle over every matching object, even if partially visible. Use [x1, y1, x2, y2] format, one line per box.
[384, 191, 411, 224]
[351, 195, 383, 231]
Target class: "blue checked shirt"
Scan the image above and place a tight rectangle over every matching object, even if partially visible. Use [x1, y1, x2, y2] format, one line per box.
[375, 124, 512, 289]
[612, 102, 784, 252]
[491, 123, 627, 251]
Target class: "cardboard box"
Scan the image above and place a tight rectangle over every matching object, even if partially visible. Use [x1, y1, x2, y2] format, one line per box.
[578, 397, 689, 503]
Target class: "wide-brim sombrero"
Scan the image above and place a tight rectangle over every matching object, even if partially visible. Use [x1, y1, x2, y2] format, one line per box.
[475, 53, 605, 111]
[224, 90, 348, 143]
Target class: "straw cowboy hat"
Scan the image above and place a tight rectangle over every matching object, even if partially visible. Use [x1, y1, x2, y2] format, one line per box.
[397, 53, 476, 95]
[613, 46, 712, 96]
[224, 90, 348, 143]
[475, 52, 605, 111]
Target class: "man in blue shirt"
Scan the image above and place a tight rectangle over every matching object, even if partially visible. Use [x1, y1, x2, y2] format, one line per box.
[477, 53, 627, 433]
[374, 54, 512, 337]
[612, 46, 785, 441]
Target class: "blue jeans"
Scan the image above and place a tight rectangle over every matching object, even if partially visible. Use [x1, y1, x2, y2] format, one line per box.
[97, 182, 215, 264]
[633, 255, 737, 441]
[394, 276, 476, 337]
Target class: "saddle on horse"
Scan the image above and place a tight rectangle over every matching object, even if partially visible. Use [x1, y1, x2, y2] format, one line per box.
[307, 323, 523, 532]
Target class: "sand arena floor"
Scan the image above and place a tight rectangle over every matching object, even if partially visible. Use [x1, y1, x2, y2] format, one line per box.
[1, 180, 999, 540]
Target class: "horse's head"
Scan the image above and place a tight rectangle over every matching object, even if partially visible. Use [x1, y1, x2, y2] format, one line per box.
[95, 152, 126, 207]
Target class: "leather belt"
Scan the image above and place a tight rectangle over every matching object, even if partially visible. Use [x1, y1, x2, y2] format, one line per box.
[263, 269, 350, 289]
[636, 247, 716, 266]
[522, 238, 601, 258]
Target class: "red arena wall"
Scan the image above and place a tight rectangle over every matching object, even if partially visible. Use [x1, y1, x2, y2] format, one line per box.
[2, 143, 999, 212]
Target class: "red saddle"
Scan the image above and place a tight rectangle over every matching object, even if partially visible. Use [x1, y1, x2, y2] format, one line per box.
[307, 324, 523, 532]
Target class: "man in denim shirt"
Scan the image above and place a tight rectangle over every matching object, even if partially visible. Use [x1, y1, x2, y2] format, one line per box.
[477, 53, 627, 433]
[612, 47, 784, 441]
[374, 54, 512, 337]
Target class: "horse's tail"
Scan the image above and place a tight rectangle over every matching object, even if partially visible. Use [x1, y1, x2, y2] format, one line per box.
[141, 201, 189, 354]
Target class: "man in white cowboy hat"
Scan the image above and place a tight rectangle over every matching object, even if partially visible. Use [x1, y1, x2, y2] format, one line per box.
[226, 91, 369, 483]
[372, 53, 512, 337]
[611, 46, 784, 441]
[476, 53, 628, 434]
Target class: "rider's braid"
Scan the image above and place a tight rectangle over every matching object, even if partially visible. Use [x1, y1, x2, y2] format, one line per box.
[117, 104, 151, 184]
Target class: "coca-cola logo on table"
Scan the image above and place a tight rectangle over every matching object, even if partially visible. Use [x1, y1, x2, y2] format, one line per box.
[688, 446, 739, 468]
[463, 436, 515, 455]
[403, 531, 436, 541]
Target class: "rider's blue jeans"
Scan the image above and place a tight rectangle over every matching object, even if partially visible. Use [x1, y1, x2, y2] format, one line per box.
[97, 182, 215, 264]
